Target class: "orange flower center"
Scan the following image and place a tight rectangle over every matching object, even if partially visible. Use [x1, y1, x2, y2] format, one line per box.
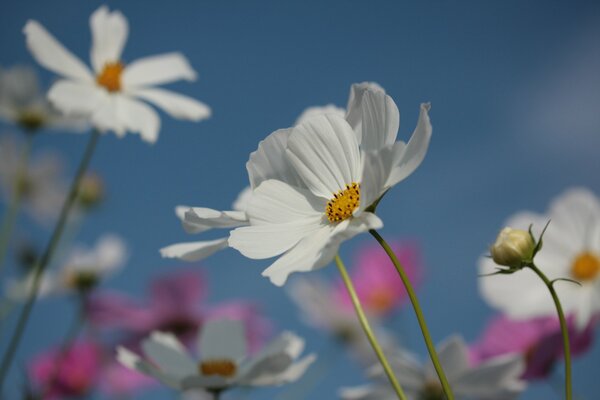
[199, 359, 237, 377]
[571, 252, 600, 282]
[96, 62, 124, 92]
[367, 289, 395, 314]
[326, 183, 360, 223]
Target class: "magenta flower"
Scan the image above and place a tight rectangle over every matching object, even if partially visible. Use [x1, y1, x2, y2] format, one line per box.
[99, 361, 156, 397]
[470, 314, 596, 379]
[87, 270, 207, 343]
[28, 341, 102, 399]
[334, 240, 422, 316]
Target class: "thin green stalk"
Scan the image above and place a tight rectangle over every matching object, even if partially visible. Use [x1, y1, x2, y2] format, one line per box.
[335, 254, 407, 400]
[528, 262, 572, 400]
[0, 134, 34, 274]
[0, 130, 100, 391]
[370, 229, 454, 400]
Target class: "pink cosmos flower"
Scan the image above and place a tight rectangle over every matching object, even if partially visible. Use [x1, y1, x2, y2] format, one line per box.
[87, 270, 269, 348]
[28, 341, 102, 399]
[334, 240, 422, 317]
[470, 314, 595, 379]
[99, 361, 156, 397]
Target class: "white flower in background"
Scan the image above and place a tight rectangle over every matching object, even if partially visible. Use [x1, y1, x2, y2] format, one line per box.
[23, 5, 211, 143]
[7, 234, 127, 299]
[229, 84, 432, 285]
[340, 336, 526, 400]
[161, 100, 348, 262]
[288, 277, 399, 365]
[0, 65, 86, 132]
[0, 134, 67, 222]
[480, 188, 600, 330]
[117, 319, 315, 393]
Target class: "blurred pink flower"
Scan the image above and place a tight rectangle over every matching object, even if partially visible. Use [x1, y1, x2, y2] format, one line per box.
[28, 341, 102, 399]
[99, 361, 156, 397]
[86, 270, 207, 343]
[334, 240, 422, 316]
[470, 314, 595, 380]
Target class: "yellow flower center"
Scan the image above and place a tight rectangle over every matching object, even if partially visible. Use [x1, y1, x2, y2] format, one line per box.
[199, 359, 237, 377]
[326, 183, 360, 223]
[571, 252, 600, 282]
[17, 109, 46, 131]
[96, 62, 124, 92]
[367, 289, 395, 314]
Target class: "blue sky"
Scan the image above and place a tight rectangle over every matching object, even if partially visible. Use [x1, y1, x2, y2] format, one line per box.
[1, 0, 599, 399]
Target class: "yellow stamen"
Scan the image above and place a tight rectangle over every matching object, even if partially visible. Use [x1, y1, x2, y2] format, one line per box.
[326, 183, 360, 223]
[96, 62, 124, 92]
[367, 290, 395, 314]
[199, 359, 237, 377]
[571, 252, 600, 281]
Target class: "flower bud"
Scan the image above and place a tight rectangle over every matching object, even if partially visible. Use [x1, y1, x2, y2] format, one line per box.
[490, 227, 535, 268]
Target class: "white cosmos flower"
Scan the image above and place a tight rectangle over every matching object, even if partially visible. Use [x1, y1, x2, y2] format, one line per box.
[479, 187, 600, 330]
[161, 98, 352, 262]
[117, 319, 316, 393]
[7, 234, 127, 299]
[340, 336, 526, 400]
[0, 65, 86, 132]
[23, 5, 211, 143]
[229, 85, 432, 286]
[0, 134, 67, 222]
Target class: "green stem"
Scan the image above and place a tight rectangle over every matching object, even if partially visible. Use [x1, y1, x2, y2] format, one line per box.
[0, 130, 100, 391]
[370, 230, 454, 400]
[335, 254, 407, 400]
[528, 262, 572, 400]
[0, 134, 34, 275]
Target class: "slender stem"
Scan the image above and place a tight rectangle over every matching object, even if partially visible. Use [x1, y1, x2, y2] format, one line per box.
[0, 130, 100, 391]
[0, 134, 34, 274]
[528, 262, 572, 400]
[335, 254, 407, 400]
[370, 229, 454, 400]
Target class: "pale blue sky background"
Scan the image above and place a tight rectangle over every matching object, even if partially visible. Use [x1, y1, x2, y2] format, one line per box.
[1, 0, 599, 399]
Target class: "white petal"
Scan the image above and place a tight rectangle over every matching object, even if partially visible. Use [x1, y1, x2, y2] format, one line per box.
[199, 320, 247, 361]
[232, 186, 252, 211]
[453, 354, 525, 398]
[295, 104, 346, 126]
[130, 88, 211, 121]
[245, 179, 324, 225]
[287, 114, 361, 199]
[345, 82, 385, 136]
[359, 143, 406, 210]
[23, 21, 93, 82]
[181, 207, 247, 234]
[160, 238, 229, 261]
[359, 89, 400, 151]
[90, 5, 128, 72]
[549, 188, 600, 247]
[385, 103, 432, 187]
[117, 346, 181, 389]
[339, 384, 393, 400]
[141, 332, 196, 379]
[229, 219, 323, 260]
[122, 53, 197, 88]
[261, 226, 334, 286]
[92, 96, 160, 143]
[425, 336, 469, 382]
[47, 80, 107, 116]
[247, 128, 304, 189]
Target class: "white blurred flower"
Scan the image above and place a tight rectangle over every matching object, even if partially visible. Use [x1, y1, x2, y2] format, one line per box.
[340, 336, 526, 400]
[288, 277, 399, 365]
[161, 101, 349, 262]
[117, 319, 315, 393]
[0, 134, 67, 222]
[480, 188, 600, 330]
[7, 234, 127, 299]
[229, 84, 432, 286]
[0, 65, 86, 132]
[23, 6, 211, 143]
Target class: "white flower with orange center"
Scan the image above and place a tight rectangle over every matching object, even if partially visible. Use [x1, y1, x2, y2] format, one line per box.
[229, 85, 432, 286]
[117, 320, 315, 393]
[479, 188, 600, 330]
[23, 6, 211, 143]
